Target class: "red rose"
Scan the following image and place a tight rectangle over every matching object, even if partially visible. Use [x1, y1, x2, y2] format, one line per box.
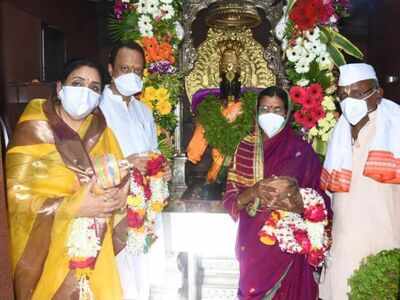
[127, 208, 145, 228]
[289, 86, 307, 104]
[147, 155, 166, 176]
[294, 229, 311, 254]
[308, 248, 325, 267]
[304, 203, 327, 222]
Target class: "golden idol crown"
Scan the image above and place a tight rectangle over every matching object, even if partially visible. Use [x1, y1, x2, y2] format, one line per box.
[206, 0, 261, 29]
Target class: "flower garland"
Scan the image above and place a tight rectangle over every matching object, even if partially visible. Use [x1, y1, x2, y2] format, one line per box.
[196, 92, 257, 157]
[126, 152, 169, 255]
[66, 153, 168, 299]
[66, 217, 103, 299]
[275, 0, 363, 157]
[110, 0, 183, 158]
[258, 188, 330, 267]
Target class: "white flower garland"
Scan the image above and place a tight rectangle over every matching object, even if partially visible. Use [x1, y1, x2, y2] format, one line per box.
[259, 188, 330, 267]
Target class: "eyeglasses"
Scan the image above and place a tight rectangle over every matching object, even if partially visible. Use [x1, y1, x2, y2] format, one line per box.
[338, 87, 376, 101]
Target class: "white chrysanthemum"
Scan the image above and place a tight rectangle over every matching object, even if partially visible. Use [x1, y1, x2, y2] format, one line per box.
[286, 45, 305, 63]
[296, 36, 304, 46]
[160, 0, 173, 3]
[138, 15, 153, 37]
[304, 40, 327, 56]
[275, 16, 288, 41]
[317, 53, 334, 70]
[295, 59, 310, 74]
[137, 0, 148, 14]
[175, 21, 184, 40]
[296, 78, 310, 87]
[145, 0, 160, 18]
[122, 0, 130, 2]
[305, 27, 320, 41]
[301, 51, 316, 64]
[161, 4, 174, 20]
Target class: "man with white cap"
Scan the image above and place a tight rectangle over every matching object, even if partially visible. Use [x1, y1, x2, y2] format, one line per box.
[319, 63, 400, 299]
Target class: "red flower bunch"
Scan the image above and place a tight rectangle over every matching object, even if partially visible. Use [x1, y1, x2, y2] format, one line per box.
[304, 203, 327, 222]
[127, 209, 145, 228]
[290, 83, 325, 129]
[146, 154, 166, 177]
[308, 248, 325, 267]
[289, 0, 336, 30]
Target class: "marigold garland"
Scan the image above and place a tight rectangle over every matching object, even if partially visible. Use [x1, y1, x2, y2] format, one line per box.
[196, 92, 257, 157]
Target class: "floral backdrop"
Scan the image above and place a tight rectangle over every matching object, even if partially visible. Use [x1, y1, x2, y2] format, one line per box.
[110, 0, 184, 158]
[110, 0, 362, 159]
[275, 0, 362, 157]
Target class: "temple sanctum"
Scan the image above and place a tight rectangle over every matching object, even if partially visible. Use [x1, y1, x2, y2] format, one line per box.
[0, 0, 399, 299]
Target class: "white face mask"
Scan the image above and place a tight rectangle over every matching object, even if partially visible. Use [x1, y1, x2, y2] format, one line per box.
[340, 89, 376, 125]
[58, 86, 100, 120]
[258, 113, 285, 137]
[114, 72, 143, 97]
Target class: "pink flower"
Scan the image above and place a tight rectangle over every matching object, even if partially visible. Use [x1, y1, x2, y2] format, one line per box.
[294, 229, 311, 254]
[290, 86, 308, 104]
[304, 203, 327, 222]
[308, 248, 325, 267]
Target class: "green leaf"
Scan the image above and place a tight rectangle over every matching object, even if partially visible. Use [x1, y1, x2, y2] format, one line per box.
[331, 31, 364, 59]
[326, 44, 346, 67]
[312, 137, 327, 156]
[287, 0, 297, 13]
[319, 27, 332, 44]
[158, 137, 174, 160]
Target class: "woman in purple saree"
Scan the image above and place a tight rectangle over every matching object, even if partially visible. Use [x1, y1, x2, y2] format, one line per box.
[223, 86, 332, 300]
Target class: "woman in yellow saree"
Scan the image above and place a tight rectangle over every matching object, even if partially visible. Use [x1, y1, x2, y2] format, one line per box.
[7, 59, 128, 299]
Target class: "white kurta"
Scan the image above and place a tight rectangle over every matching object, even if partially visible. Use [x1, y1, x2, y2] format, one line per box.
[100, 86, 165, 300]
[319, 112, 400, 299]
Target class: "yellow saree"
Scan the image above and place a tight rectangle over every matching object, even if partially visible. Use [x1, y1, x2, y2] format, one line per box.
[7, 98, 124, 299]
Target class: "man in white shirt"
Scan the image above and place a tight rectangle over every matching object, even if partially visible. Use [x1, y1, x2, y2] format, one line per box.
[100, 41, 169, 300]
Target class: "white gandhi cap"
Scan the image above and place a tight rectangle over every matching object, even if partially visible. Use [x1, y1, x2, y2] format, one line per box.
[338, 63, 378, 86]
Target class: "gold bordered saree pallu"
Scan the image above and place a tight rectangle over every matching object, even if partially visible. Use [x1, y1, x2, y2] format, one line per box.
[7, 98, 124, 299]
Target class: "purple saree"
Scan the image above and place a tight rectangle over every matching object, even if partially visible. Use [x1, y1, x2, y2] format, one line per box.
[223, 125, 332, 300]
